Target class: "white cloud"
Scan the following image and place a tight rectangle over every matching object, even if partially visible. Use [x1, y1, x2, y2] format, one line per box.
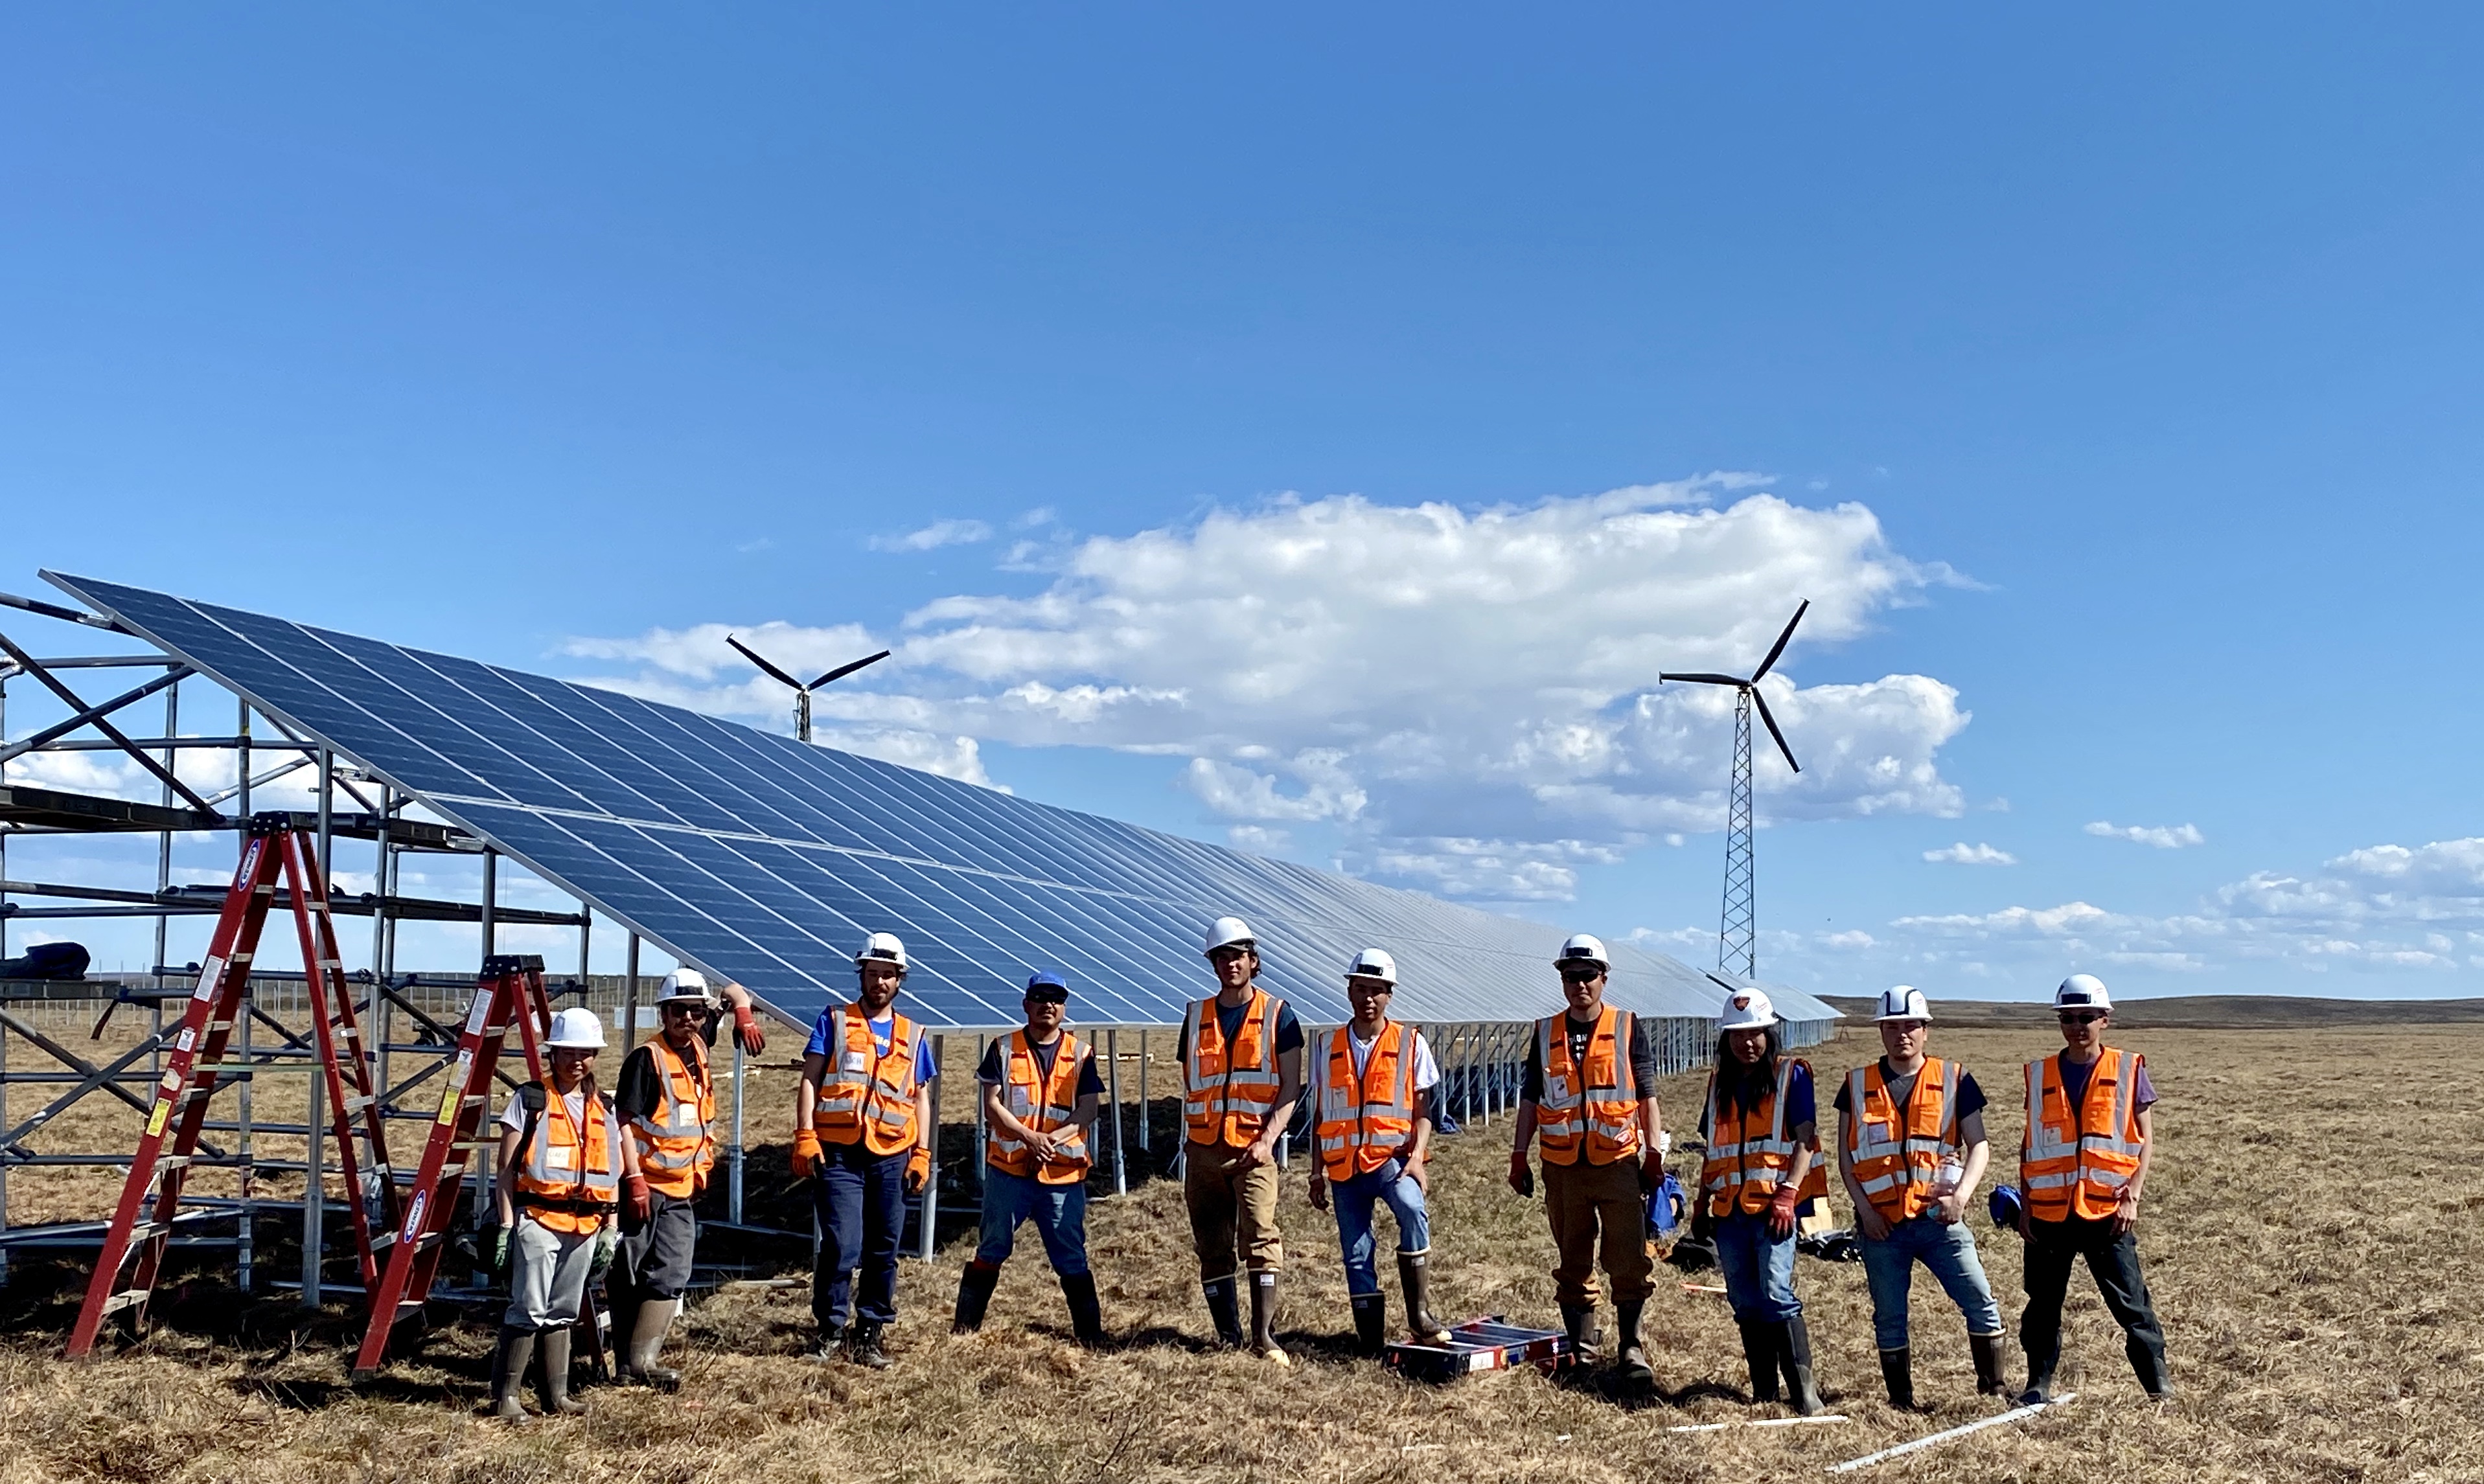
[2086, 820, 2205, 849]
[869, 518, 993, 553]
[1225, 825, 1292, 854]
[1922, 841, 2016, 866]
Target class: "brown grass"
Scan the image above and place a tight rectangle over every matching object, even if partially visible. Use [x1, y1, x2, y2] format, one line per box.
[2, 1023, 2478, 1483]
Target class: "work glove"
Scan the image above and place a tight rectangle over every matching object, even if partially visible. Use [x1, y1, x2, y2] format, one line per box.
[1765, 1184, 1802, 1240]
[590, 1220, 620, 1278]
[1690, 1201, 1716, 1242]
[792, 1127, 822, 1180]
[1506, 1150, 1534, 1198]
[490, 1224, 512, 1277]
[732, 1003, 766, 1056]
[625, 1173, 652, 1226]
[904, 1145, 931, 1195]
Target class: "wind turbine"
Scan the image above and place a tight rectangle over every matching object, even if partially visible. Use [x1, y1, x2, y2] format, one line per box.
[727, 635, 891, 744]
[1660, 600, 1807, 978]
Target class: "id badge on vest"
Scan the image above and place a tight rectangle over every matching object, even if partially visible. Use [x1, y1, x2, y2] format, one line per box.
[1546, 1072, 1570, 1104]
[1007, 1086, 1033, 1117]
[673, 1103, 702, 1128]
[842, 1049, 869, 1075]
[544, 1145, 577, 1170]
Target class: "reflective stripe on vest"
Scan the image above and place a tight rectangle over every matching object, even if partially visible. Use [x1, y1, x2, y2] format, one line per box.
[1843, 1056, 1962, 1224]
[1699, 1057, 1828, 1217]
[1534, 1006, 1640, 1167]
[514, 1084, 621, 1235]
[988, 1029, 1092, 1185]
[813, 1006, 925, 1156]
[1315, 1022, 1416, 1180]
[628, 1036, 717, 1200]
[1183, 988, 1285, 1148]
[2021, 1048, 2146, 1222]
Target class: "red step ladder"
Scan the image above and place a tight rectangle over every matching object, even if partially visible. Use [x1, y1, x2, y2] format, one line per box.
[350, 953, 550, 1376]
[66, 819, 397, 1358]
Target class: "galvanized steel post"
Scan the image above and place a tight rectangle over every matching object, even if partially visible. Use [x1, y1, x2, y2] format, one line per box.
[1108, 1028, 1126, 1196]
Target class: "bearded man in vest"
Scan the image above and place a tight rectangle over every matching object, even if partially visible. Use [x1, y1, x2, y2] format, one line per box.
[2014, 974, 2168, 1403]
[1507, 933, 1665, 1386]
[1834, 986, 2008, 1410]
[1305, 948, 1451, 1358]
[608, 967, 768, 1389]
[952, 969, 1109, 1346]
[794, 932, 937, 1369]
[1179, 915, 1306, 1364]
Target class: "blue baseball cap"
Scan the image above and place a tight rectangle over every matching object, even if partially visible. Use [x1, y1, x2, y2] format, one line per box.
[1024, 969, 1070, 1001]
[1988, 1183, 2025, 1229]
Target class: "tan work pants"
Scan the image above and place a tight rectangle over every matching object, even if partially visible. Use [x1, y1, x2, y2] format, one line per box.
[1544, 1155, 1653, 1307]
[1184, 1138, 1283, 1279]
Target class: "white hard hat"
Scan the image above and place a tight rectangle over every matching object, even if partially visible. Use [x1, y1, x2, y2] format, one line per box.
[1204, 916, 1258, 955]
[855, 931, 909, 972]
[547, 1005, 606, 1050]
[1717, 988, 1778, 1032]
[1875, 986, 1933, 1023]
[656, 968, 717, 1008]
[1344, 948, 1397, 985]
[2054, 974, 2111, 1012]
[1555, 933, 1610, 970]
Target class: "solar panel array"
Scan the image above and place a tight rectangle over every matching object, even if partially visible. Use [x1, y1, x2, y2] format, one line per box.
[47, 572, 1841, 1035]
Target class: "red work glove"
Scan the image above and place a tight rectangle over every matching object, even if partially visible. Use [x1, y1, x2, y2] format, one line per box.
[792, 1127, 822, 1180]
[904, 1145, 931, 1194]
[1766, 1184, 1802, 1240]
[625, 1172, 652, 1226]
[732, 1003, 766, 1056]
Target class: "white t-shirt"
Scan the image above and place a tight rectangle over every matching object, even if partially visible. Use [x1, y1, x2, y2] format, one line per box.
[1347, 1024, 1440, 1091]
[498, 1085, 593, 1136]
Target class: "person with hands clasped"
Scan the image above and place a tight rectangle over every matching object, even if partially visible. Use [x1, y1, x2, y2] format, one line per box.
[1305, 949, 1451, 1358]
[794, 932, 936, 1369]
[1508, 933, 1665, 1386]
[1835, 987, 2008, 1410]
[1697, 988, 1829, 1415]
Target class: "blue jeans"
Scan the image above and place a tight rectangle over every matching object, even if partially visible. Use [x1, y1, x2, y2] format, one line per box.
[1859, 1211, 2003, 1350]
[812, 1141, 908, 1331]
[975, 1165, 1090, 1277]
[1712, 1212, 1801, 1323]
[1330, 1158, 1432, 1296]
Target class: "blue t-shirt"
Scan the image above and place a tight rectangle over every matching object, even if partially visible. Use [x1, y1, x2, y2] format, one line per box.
[805, 1007, 940, 1087]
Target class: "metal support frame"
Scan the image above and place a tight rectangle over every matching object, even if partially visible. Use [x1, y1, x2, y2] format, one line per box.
[1719, 686, 1758, 978]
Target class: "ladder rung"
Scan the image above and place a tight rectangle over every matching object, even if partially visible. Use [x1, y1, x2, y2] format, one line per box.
[155, 1156, 194, 1172]
[100, 1290, 152, 1316]
[343, 1095, 377, 1113]
[123, 1221, 171, 1243]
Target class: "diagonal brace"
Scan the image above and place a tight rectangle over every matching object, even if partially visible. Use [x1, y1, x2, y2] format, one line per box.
[0, 664, 190, 766]
[0, 634, 216, 813]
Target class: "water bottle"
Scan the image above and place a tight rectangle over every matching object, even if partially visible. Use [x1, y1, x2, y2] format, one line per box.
[1933, 1156, 1963, 1196]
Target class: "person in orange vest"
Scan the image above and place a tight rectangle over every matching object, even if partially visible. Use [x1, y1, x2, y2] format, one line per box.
[1834, 986, 2007, 1410]
[608, 967, 768, 1389]
[2014, 974, 2168, 1402]
[1179, 915, 1305, 1364]
[1507, 933, 1665, 1385]
[489, 1005, 637, 1421]
[1697, 987, 1828, 1414]
[793, 932, 937, 1369]
[952, 969, 1109, 1346]
[1304, 948, 1451, 1358]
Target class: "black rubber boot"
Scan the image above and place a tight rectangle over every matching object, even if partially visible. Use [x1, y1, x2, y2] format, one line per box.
[1779, 1316, 1824, 1417]
[536, 1329, 584, 1415]
[848, 1319, 892, 1369]
[1879, 1347, 1918, 1411]
[1060, 1272, 1109, 1348]
[952, 1260, 1001, 1334]
[2130, 1335, 2174, 1400]
[1969, 1330, 2009, 1398]
[1738, 1319, 1779, 1403]
[1614, 1300, 1652, 1386]
[2019, 1334, 2058, 1406]
[1350, 1293, 1388, 1358]
[623, 1297, 682, 1392]
[489, 1327, 536, 1421]
[1559, 1302, 1601, 1364]
[1202, 1275, 1245, 1349]
[1397, 1252, 1451, 1344]
[1248, 1271, 1291, 1366]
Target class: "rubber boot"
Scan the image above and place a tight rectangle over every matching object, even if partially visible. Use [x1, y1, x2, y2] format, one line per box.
[1738, 1319, 1780, 1404]
[1202, 1275, 1246, 1349]
[1559, 1301, 1601, 1364]
[1879, 1347, 1918, 1411]
[1779, 1316, 1824, 1417]
[1613, 1300, 1652, 1386]
[623, 1297, 682, 1392]
[2019, 1336, 2058, 1406]
[1350, 1293, 1388, 1358]
[1969, 1330, 2009, 1398]
[1248, 1272, 1291, 1365]
[2130, 1336, 2174, 1401]
[1060, 1271, 1109, 1349]
[953, 1260, 1001, 1334]
[848, 1318, 892, 1370]
[489, 1327, 536, 1421]
[536, 1328, 584, 1415]
[1397, 1252, 1451, 1345]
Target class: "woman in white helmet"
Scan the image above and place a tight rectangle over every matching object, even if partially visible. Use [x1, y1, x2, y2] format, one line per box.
[1696, 988, 1828, 1414]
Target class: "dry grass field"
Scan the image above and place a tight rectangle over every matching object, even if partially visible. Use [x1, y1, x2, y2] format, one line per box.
[1, 1016, 2478, 1483]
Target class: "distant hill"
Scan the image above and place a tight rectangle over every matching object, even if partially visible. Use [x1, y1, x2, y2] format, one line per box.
[1818, 994, 2484, 1029]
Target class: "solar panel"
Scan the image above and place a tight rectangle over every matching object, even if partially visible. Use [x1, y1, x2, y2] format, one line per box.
[44, 572, 1842, 1035]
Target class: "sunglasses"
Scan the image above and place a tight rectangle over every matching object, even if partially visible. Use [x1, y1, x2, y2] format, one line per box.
[1559, 970, 1604, 985]
[662, 1004, 711, 1019]
[2058, 1012, 2104, 1026]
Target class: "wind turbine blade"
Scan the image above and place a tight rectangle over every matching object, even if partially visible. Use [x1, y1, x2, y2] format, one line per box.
[807, 649, 893, 690]
[1750, 599, 1810, 683]
[726, 635, 804, 691]
[1751, 688, 1800, 774]
[1659, 673, 1748, 686]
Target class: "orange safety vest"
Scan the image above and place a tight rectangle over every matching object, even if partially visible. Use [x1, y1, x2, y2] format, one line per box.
[2021, 1048, 2147, 1223]
[512, 1082, 622, 1235]
[628, 1036, 717, 1200]
[1316, 1022, 1419, 1180]
[1699, 1057, 1830, 1218]
[812, 1005, 925, 1156]
[987, 1030, 1092, 1185]
[1843, 1056, 1965, 1224]
[1534, 1005, 1641, 1167]
[1182, 987, 1285, 1148]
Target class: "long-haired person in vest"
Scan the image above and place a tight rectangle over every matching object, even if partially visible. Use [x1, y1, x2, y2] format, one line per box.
[952, 969, 1109, 1346]
[2014, 974, 2168, 1403]
[793, 933, 936, 1368]
[1508, 933, 1665, 1386]
[1696, 988, 1828, 1413]
[608, 968, 768, 1389]
[1305, 949, 1451, 1358]
[489, 1006, 637, 1420]
[1179, 916, 1306, 1363]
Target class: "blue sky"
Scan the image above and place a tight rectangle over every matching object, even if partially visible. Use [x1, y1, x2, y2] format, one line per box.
[4, 7, 2481, 999]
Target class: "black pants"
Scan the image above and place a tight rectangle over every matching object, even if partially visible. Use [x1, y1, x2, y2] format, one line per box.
[2020, 1215, 2168, 1389]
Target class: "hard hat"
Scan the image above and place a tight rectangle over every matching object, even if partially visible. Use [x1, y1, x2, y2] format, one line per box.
[1204, 916, 1257, 955]
[2054, 974, 2111, 1011]
[1874, 986, 1933, 1023]
[1555, 933, 1610, 970]
[547, 1005, 606, 1051]
[1717, 988, 1777, 1031]
[1344, 948, 1397, 986]
[1024, 969, 1070, 1002]
[855, 931, 909, 972]
[656, 968, 717, 1009]
[1989, 1183, 2026, 1230]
